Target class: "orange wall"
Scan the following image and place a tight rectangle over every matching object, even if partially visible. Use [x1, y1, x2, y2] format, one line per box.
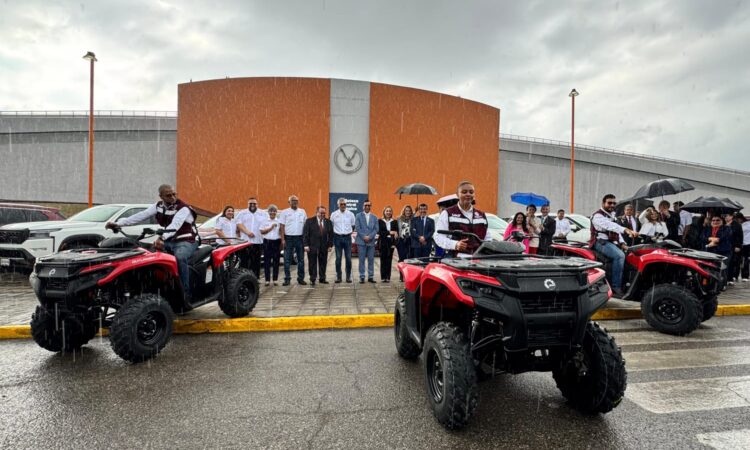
[177, 77, 330, 214]
[368, 83, 500, 215]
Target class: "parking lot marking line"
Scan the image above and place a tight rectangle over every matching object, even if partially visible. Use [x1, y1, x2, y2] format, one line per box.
[696, 429, 750, 449]
[624, 346, 750, 372]
[612, 327, 750, 346]
[627, 376, 750, 414]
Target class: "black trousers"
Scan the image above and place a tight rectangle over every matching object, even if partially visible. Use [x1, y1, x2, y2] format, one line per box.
[379, 245, 394, 280]
[241, 244, 263, 279]
[307, 249, 328, 282]
[741, 245, 750, 279]
[263, 239, 281, 281]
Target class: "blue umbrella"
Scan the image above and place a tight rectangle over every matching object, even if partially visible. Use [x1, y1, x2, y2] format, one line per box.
[510, 192, 550, 207]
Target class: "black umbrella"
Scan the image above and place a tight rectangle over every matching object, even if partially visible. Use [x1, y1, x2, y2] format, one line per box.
[632, 178, 695, 199]
[681, 196, 742, 215]
[395, 183, 439, 201]
[615, 196, 654, 216]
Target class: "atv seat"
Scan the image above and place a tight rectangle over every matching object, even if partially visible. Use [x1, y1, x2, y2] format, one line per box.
[189, 245, 213, 265]
[473, 241, 524, 256]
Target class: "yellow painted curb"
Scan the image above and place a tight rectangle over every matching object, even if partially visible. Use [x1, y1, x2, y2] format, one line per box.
[172, 314, 394, 334]
[1, 305, 749, 340]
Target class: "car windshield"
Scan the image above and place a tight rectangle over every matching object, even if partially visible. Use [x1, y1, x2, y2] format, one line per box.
[199, 214, 220, 230]
[568, 214, 591, 228]
[486, 214, 508, 230]
[68, 205, 123, 222]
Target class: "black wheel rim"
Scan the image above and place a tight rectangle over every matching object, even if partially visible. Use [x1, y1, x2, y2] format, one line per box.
[238, 281, 253, 306]
[137, 312, 166, 345]
[653, 297, 684, 324]
[426, 348, 445, 403]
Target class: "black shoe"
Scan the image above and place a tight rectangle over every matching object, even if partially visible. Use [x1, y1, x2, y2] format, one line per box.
[282, 281, 290, 286]
[383, 279, 390, 283]
[335, 278, 342, 284]
[319, 280, 329, 284]
[360, 279, 365, 284]
[368, 278, 376, 283]
[612, 287, 624, 297]
[310, 280, 316, 286]
[299, 280, 308, 286]
[346, 278, 352, 283]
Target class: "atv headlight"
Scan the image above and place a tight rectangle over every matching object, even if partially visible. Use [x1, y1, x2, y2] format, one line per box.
[28, 229, 60, 240]
[457, 278, 503, 300]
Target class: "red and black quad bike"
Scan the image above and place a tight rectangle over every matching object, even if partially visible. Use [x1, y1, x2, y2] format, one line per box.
[29, 227, 259, 362]
[552, 235, 726, 336]
[394, 229, 626, 430]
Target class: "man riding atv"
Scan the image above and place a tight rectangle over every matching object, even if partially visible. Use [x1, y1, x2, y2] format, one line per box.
[107, 184, 198, 299]
[590, 194, 639, 296]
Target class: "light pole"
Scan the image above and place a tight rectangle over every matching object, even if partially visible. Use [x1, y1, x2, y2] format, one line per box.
[568, 88, 579, 214]
[83, 51, 97, 207]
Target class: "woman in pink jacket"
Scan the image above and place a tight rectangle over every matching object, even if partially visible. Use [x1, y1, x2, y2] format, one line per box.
[503, 212, 531, 253]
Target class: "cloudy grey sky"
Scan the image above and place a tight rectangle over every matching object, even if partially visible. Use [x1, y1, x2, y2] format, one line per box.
[1, 0, 748, 169]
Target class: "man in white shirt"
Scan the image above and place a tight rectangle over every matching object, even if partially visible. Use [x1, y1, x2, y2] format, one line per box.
[236, 197, 268, 279]
[329, 197, 356, 283]
[591, 194, 639, 296]
[279, 195, 307, 286]
[553, 209, 572, 241]
[674, 201, 693, 243]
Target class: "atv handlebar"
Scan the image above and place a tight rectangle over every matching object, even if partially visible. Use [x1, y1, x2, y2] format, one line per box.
[437, 229, 482, 242]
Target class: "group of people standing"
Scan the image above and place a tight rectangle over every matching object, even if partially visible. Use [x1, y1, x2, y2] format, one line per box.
[212, 196, 439, 286]
[501, 204, 572, 255]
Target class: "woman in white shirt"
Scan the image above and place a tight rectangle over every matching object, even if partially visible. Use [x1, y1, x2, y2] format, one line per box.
[214, 206, 237, 245]
[260, 204, 282, 286]
[640, 208, 669, 240]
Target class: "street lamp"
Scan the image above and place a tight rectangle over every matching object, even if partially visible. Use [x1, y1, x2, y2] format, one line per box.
[568, 88, 579, 214]
[83, 51, 97, 207]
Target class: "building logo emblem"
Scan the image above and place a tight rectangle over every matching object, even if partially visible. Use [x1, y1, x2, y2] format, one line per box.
[544, 279, 556, 290]
[334, 144, 364, 174]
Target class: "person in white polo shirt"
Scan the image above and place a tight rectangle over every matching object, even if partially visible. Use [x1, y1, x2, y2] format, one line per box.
[236, 197, 268, 279]
[279, 195, 307, 286]
[329, 197, 356, 283]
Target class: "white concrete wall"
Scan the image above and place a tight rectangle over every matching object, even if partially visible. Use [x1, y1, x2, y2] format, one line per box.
[498, 138, 750, 217]
[0, 115, 176, 204]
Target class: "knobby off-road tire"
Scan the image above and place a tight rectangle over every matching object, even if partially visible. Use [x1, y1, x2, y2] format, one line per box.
[423, 322, 479, 430]
[701, 295, 719, 322]
[110, 294, 174, 363]
[553, 321, 627, 414]
[394, 293, 420, 360]
[641, 284, 702, 336]
[219, 268, 259, 317]
[31, 305, 100, 352]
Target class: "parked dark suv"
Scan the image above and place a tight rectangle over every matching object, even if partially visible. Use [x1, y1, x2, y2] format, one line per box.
[0, 203, 66, 227]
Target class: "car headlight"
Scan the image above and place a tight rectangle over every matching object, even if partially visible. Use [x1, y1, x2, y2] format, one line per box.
[27, 229, 61, 240]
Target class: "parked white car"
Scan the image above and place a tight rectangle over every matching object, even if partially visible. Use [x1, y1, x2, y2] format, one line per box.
[0, 204, 156, 271]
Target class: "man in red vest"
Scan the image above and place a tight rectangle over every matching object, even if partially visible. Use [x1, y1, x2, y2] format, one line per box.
[434, 180, 492, 257]
[107, 184, 198, 299]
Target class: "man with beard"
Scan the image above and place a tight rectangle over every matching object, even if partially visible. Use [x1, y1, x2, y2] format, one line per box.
[236, 197, 268, 279]
[590, 194, 639, 296]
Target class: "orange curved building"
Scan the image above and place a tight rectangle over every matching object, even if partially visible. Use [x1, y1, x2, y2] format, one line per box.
[177, 77, 500, 215]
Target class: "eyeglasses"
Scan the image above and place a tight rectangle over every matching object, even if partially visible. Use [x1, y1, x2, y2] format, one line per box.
[606, 201, 617, 206]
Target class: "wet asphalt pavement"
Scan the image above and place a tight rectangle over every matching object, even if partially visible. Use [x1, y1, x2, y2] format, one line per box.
[2, 317, 750, 449]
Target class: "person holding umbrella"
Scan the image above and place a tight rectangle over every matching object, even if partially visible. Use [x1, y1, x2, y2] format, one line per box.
[702, 215, 732, 265]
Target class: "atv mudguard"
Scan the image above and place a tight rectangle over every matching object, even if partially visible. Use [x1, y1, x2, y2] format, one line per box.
[211, 241, 251, 267]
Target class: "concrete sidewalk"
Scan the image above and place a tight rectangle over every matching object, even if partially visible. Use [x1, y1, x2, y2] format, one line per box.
[2, 253, 750, 327]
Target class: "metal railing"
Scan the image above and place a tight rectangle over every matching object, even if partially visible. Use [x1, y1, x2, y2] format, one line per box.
[0, 110, 177, 117]
[500, 133, 750, 177]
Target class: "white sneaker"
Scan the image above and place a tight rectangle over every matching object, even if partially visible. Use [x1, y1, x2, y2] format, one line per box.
[742, 278, 749, 282]
[728, 281, 735, 286]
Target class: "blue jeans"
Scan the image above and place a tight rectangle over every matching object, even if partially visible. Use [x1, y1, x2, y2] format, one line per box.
[164, 240, 199, 297]
[334, 235, 352, 280]
[283, 235, 305, 282]
[593, 240, 625, 289]
[358, 244, 375, 280]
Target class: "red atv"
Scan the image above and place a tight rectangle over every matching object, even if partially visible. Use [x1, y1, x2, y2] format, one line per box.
[552, 236, 726, 335]
[395, 230, 626, 430]
[29, 228, 259, 362]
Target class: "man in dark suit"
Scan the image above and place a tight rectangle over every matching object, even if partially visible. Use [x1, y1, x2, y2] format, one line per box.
[537, 204, 556, 255]
[410, 203, 435, 258]
[617, 203, 640, 246]
[303, 205, 334, 285]
[658, 200, 680, 242]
